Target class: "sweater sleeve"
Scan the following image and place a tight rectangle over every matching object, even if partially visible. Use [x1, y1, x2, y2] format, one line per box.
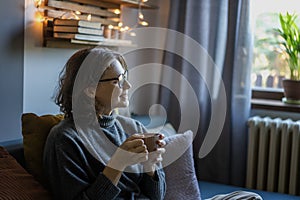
[44, 129, 121, 200]
[139, 167, 166, 200]
[114, 115, 166, 199]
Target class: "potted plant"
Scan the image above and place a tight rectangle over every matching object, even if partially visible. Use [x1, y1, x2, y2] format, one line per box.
[274, 12, 300, 104]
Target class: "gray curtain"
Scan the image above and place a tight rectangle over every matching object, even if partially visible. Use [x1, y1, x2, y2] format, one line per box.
[159, 0, 253, 186]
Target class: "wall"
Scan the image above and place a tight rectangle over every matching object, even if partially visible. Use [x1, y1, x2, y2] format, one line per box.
[24, 0, 76, 115]
[0, 0, 24, 142]
[0, 0, 169, 143]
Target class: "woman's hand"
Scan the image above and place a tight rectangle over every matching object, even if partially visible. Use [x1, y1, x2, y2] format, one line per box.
[142, 134, 166, 176]
[107, 134, 148, 171]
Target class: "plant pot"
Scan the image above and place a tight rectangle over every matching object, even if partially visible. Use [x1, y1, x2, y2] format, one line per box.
[282, 79, 300, 104]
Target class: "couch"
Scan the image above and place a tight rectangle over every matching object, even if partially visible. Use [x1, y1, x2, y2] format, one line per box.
[0, 113, 299, 200]
[0, 144, 51, 199]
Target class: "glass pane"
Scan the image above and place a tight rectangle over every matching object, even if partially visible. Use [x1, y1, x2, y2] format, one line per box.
[251, 0, 300, 90]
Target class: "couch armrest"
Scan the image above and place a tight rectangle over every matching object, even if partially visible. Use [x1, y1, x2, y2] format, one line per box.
[0, 146, 51, 199]
[0, 139, 26, 168]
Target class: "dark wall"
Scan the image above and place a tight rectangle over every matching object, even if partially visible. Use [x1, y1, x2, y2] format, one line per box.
[0, 0, 24, 142]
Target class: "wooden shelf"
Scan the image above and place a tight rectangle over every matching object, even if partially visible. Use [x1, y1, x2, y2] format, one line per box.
[44, 38, 96, 49]
[42, 0, 157, 49]
[43, 19, 137, 49]
[103, 0, 157, 8]
[67, 0, 120, 9]
[44, 0, 157, 11]
[44, 38, 136, 49]
[70, 38, 136, 47]
[68, 0, 157, 9]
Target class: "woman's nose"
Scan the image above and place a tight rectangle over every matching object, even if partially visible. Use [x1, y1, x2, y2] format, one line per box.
[123, 79, 132, 89]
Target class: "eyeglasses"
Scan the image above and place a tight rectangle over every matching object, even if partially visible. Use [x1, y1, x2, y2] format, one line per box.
[98, 70, 128, 88]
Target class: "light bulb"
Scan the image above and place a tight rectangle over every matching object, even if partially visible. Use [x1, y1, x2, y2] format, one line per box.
[114, 9, 121, 15]
[140, 21, 148, 26]
[34, 0, 42, 8]
[35, 11, 44, 22]
[87, 14, 92, 21]
[139, 12, 144, 20]
[130, 32, 136, 37]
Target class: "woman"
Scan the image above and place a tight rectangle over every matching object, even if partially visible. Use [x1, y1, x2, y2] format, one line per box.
[43, 47, 166, 200]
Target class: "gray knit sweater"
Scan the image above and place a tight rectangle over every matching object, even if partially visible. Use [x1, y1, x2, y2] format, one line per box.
[43, 114, 166, 200]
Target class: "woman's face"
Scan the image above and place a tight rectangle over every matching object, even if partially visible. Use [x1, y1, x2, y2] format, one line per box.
[95, 59, 131, 115]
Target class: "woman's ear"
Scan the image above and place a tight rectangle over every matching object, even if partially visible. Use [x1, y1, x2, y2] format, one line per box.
[84, 87, 96, 98]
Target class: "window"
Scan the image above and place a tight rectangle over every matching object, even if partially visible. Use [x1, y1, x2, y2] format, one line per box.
[251, 0, 300, 90]
[250, 0, 300, 113]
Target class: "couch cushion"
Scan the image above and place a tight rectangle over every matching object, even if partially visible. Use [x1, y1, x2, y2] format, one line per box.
[0, 146, 51, 199]
[22, 113, 63, 186]
[163, 130, 201, 200]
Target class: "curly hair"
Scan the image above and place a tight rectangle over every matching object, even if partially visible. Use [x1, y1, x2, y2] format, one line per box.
[54, 47, 128, 118]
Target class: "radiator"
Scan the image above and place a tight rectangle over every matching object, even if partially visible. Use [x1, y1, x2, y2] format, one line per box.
[246, 116, 300, 195]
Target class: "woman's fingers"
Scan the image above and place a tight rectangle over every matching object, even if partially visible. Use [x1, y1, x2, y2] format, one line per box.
[115, 134, 167, 169]
[155, 147, 166, 154]
[132, 152, 148, 163]
[121, 135, 145, 152]
[156, 139, 166, 147]
[158, 133, 165, 140]
[145, 148, 165, 164]
[132, 144, 148, 153]
[122, 139, 144, 149]
[154, 155, 163, 163]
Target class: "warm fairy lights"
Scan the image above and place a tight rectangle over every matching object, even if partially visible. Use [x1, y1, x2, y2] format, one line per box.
[33, 0, 42, 8]
[139, 12, 144, 20]
[33, 0, 150, 38]
[139, 21, 148, 26]
[33, 0, 45, 22]
[114, 9, 121, 15]
[75, 11, 81, 15]
[104, 0, 151, 37]
[87, 14, 92, 21]
[35, 11, 45, 22]
[108, 24, 114, 29]
[137, 0, 149, 27]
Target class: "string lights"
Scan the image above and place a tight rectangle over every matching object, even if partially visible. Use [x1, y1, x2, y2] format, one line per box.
[120, 0, 150, 37]
[33, 0, 150, 38]
[33, 0, 45, 22]
[109, 0, 152, 33]
[138, 0, 149, 26]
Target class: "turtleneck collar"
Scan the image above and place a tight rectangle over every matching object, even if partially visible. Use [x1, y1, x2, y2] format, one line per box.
[98, 113, 116, 128]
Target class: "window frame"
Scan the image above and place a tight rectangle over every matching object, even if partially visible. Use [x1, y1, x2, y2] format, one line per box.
[251, 88, 300, 113]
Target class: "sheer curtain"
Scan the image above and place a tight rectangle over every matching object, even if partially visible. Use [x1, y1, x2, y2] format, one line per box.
[159, 0, 253, 186]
